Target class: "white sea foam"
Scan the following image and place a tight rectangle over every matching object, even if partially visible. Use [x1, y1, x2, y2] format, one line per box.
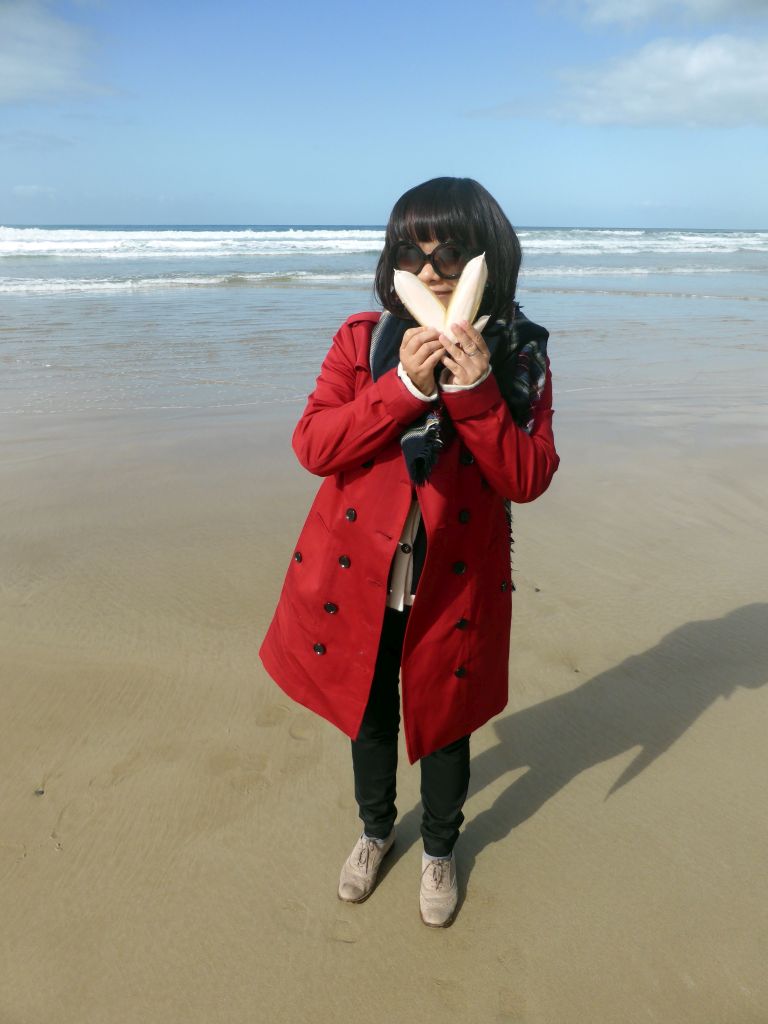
[0, 227, 386, 258]
[0, 270, 374, 295]
[517, 229, 768, 255]
[2, 225, 767, 260]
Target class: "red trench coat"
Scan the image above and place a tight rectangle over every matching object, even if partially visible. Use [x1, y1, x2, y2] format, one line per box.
[259, 311, 560, 763]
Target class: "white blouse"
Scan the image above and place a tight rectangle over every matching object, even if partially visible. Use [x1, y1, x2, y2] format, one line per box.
[386, 360, 491, 612]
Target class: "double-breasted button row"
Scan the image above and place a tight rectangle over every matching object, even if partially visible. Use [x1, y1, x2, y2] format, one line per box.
[338, 555, 351, 568]
[345, 508, 357, 521]
[313, 643, 326, 655]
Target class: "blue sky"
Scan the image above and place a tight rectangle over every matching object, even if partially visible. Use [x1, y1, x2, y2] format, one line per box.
[1, 0, 766, 227]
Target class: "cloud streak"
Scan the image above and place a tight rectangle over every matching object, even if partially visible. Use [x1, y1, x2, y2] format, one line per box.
[559, 34, 768, 126]
[12, 183, 57, 199]
[579, 0, 768, 25]
[0, 0, 94, 104]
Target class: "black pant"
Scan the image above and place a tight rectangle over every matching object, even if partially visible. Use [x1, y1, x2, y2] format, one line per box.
[351, 606, 470, 858]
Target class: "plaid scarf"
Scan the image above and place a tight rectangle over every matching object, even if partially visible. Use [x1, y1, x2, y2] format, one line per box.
[369, 303, 549, 486]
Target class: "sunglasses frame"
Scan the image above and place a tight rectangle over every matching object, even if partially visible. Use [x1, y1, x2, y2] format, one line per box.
[391, 240, 479, 281]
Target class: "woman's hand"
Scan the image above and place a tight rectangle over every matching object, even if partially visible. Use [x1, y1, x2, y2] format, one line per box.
[438, 320, 491, 386]
[399, 326, 445, 397]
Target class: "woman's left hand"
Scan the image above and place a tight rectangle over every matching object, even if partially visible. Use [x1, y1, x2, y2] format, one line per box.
[438, 320, 491, 386]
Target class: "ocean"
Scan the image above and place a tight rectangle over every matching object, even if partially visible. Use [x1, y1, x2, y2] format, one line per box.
[2, 225, 766, 437]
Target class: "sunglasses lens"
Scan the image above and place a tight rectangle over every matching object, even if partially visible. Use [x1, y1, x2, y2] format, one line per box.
[433, 244, 467, 278]
[393, 243, 424, 273]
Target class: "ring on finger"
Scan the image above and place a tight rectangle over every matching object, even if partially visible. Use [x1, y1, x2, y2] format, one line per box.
[463, 345, 479, 356]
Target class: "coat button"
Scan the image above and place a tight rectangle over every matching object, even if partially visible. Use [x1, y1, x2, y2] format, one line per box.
[293, 551, 302, 562]
[313, 643, 326, 655]
[455, 618, 469, 630]
[454, 666, 467, 678]
[452, 561, 466, 575]
[324, 602, 338, 614]
[501, 580, 508, 591]
[458, 509, 470, 524]
[345, 508, 357, 521]
[400, 543, 412, 554]
[459, 449, 475, 465]
[338, 555, 351, 568]
[361, 459, 374, 468]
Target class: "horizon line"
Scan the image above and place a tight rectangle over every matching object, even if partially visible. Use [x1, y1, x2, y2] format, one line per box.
[2, 222, 766, 233]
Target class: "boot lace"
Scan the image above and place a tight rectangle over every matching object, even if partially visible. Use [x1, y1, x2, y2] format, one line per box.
[356, 837, 377, 873]
[428, 858, 449, 889]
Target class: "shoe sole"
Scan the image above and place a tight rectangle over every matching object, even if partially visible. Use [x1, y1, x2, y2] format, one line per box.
[419, 905, 457, 928]
[337, 840, 394, 904]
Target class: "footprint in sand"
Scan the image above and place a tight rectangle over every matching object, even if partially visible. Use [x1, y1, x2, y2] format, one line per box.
[90, 742, 185, 789]
[330, 916, 359, 944]
[254, 703, 290, 728]
[288, 717, 315, 741]
[280, 897, 309, 935]
[431, 979, 467, 1012]
[50, 792, 100, 848]
[496, 985, 526, 1022]
[208, 750, 268, 794]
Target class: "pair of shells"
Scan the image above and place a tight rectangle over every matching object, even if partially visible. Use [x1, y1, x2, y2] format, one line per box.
[393, 252, 489, 343]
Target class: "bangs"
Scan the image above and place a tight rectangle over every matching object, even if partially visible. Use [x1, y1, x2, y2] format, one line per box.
[387, 178, 481, 248]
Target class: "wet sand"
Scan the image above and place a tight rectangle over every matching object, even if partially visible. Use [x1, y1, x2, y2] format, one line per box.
[1, 397, 767, 1024]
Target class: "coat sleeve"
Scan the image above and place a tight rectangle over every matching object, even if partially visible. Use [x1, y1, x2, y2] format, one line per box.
[292, 317, 436, 477]
[439, 358, 560, 503]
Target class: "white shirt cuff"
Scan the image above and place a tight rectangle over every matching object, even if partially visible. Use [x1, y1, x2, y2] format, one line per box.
[439, 365, 492, 392]
[397, 361, 437, 401]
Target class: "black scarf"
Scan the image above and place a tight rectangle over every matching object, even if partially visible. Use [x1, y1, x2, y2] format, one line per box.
[369, 303, 549, 486]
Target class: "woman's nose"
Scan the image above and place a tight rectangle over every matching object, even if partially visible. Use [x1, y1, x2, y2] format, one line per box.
[417, 260, 440, 285]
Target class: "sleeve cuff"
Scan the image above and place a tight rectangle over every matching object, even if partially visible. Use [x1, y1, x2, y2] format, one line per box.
[397, 361, 438, 401]
[439, 365, 492, 392]
[439, 370, 504, 420]
[375, 365, 439, 426]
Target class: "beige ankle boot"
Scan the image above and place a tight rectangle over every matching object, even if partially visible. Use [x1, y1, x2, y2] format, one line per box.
[419, 852, 458, 927]
[338, 829, 395, 903]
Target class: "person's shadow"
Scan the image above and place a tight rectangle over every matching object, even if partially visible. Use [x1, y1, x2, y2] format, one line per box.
[391, 603, 768, 910]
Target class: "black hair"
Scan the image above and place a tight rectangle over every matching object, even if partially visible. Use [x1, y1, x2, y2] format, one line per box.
[374, 176, 522, 322]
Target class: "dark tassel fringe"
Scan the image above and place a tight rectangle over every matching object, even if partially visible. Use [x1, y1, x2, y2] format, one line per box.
[409, 431, 443, 486]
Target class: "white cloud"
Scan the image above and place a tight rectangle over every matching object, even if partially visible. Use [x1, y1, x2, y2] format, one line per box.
[560, 34, 768, 125]
[13, 183, 57, 199]
[581, 0, 768, 24]
[0, 0, 93, 103]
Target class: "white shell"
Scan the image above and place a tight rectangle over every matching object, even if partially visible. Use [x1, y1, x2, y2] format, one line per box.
[393, 270, 447, 332]
[444, 253, 488, 340]
[393, 253, 488, 343]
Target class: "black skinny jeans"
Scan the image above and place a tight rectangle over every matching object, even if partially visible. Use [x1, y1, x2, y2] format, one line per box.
[351, 605, 470, 858]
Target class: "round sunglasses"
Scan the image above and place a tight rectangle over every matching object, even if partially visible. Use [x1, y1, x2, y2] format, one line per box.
[391, 240, 479, 281]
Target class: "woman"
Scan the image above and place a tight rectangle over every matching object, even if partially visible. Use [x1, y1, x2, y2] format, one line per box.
[259, 177, 560, 927]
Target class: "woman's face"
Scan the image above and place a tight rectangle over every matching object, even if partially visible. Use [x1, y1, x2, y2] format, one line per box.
[414, 239, 458, 310]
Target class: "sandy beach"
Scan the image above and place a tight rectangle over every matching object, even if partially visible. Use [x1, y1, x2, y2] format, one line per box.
[1, 377, 767, 1023]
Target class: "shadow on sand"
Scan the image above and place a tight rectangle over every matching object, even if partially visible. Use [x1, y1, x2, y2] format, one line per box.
[391, 603, 768, 908]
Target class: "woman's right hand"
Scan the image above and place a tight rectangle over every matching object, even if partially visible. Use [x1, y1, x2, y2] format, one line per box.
[399, 327, 445, 397]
